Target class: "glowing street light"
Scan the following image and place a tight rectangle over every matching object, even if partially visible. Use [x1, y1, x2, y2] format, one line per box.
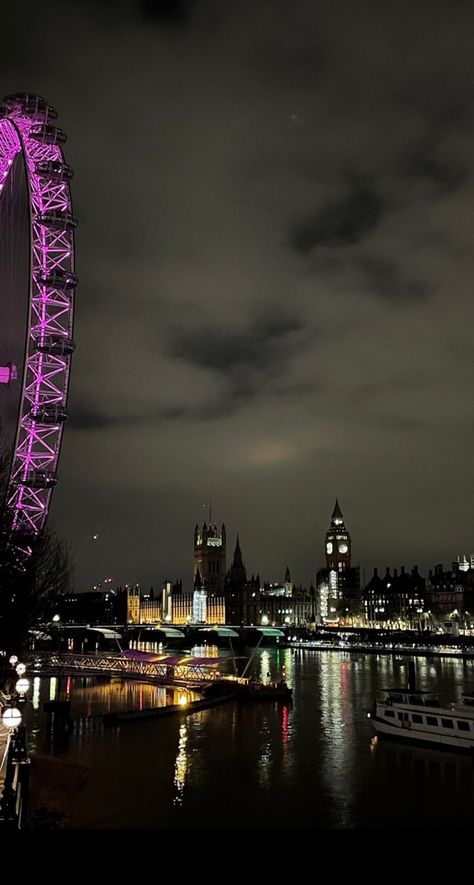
[2, 707, 22, 729]
[15, 678, 30, 695]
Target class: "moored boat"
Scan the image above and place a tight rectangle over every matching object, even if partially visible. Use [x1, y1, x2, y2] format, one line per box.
[368, 688, 474, 751]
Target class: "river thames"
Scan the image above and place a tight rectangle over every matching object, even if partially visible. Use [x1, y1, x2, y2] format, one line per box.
[24, 648, 474, 828]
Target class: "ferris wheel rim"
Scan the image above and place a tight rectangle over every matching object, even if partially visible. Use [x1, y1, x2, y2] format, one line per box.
[0, 94, 76, 555]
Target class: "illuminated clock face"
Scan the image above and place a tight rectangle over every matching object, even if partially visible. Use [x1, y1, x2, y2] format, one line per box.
[326, 541, 333, 554]
[338, 542, 348, 554]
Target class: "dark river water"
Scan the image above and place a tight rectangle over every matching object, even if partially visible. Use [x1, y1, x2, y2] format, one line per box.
[24, 648, 474, 829]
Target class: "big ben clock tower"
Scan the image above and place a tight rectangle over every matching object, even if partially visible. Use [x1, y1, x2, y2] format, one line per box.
[318, 499, 360, 624]
[325, 499, 351, 573]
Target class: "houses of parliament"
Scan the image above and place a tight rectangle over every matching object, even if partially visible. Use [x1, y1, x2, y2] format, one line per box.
[128, 512, 314, 628]
[123, 499, 474, 629]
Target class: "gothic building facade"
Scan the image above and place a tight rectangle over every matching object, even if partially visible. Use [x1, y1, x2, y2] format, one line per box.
[225, 535, 261, 625]
[193, 521, 226, 594]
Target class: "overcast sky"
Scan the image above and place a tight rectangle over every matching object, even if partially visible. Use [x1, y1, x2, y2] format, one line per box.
[2, 0, 473, 590]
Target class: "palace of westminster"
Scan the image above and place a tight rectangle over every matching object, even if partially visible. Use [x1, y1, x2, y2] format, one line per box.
[118, 500, 473, 631]
[58, 501, 474, 631]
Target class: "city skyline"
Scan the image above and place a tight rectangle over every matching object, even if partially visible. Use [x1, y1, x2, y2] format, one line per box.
[2, 0, 472, 590]
[88, 498, 472, 594]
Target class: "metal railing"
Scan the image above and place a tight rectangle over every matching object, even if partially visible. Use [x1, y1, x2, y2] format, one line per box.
[25, 651, 227, 686]
[0, 725, 30, 829]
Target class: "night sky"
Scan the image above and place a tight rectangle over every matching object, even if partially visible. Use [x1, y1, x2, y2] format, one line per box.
[2, 1, 473, 590]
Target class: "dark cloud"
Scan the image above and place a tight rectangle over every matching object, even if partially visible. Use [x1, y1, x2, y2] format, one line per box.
[290, 187, 383, 254]
[357, 257, 430, 302]
[167, 312, 306, 414]
[171, 313, 302, 373]
[404, 150, 468, 192]
[69, 406, 130, 431]
[71, 312, 308, 428]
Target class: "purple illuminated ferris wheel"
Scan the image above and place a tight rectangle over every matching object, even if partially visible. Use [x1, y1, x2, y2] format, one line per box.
[0, 93, 76, 557]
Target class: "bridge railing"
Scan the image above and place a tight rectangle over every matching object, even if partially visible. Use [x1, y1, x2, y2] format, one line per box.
[25, 652, 229, 684]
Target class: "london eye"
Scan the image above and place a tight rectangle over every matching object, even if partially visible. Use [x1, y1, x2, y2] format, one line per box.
[0, 92, 76, 562]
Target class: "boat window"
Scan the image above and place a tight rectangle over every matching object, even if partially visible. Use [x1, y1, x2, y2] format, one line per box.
[441, 718, 454, 729]
[457, 720, 470, 731]
[412, 714, 423, 724]
[409, 696, 421, 704]
[398, 712, 404, 721]
[384, 709, 395, 718]
[426, 716, 438, 726]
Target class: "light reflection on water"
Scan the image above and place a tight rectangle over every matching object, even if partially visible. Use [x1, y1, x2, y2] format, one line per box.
[24, 651, 474, 828]
[27, 675, 200, 722]
[173, 722, 188, 807]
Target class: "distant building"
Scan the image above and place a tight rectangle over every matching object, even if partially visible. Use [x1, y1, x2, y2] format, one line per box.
[225, 536, 260, 625]
[363, 568, 389, 625]
[425, 560, 474, 626]
[193, 521, 226, 594]
[390, 566, 425, 627]
[363, 566, 425, 627]
[127, 587, 141, 624]
[457, 554, 474, 573]
[170, 574, 225, 625]
[260, 567, 312, 627]
[127, 578, 225, 626]
[127, 585, 161, 624]
[317, 500, 361, 624]
[190, 568, 225, 624]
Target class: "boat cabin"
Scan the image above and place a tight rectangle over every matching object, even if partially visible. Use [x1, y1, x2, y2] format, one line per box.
[377, 688, 441, 707]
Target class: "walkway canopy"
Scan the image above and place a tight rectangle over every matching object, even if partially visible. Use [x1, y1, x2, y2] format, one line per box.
[54, 626, 123, 639]
[197, 625, 239, 638]
[254, 626, 285, 638]
[88, 627, 123, 639]
[154, 627, 185, 639]
[129, 625, 185, 639]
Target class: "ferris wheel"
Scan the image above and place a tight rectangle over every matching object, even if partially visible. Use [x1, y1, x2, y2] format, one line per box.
[0, 92, 76, 559]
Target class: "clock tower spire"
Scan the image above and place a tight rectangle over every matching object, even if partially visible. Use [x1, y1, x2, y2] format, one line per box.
[325, 499, 351, 572]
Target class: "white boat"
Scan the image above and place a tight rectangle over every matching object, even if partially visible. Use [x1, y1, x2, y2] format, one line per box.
[368, 688, 474, 751]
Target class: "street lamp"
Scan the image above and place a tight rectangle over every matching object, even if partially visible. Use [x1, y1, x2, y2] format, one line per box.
[0, 656, 30, 829]
[2, 707, 22, 729]
[15, 681, 29, 701]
